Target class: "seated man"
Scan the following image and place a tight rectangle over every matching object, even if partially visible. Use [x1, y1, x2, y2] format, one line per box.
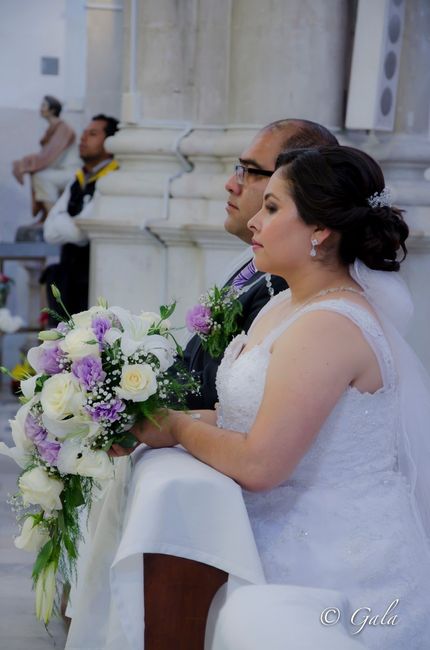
[184, 119, 339, 409]
[12, 95, 77, 220]
[42, 114, 119, 317]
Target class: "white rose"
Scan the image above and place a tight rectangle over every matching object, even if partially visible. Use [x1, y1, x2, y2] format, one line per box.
[14, 516, 50, 553]
[59, 327, 100, 361]
[141, 334, 176, 371]
[0, 399, 36, 468]
[57, 439, 114, 480]
[40, 372, 83, 420]
[72, 306, 110, 329]
[35, 563, 57, 623]
[116, 363, 157, 402]
[19, 467, 63, 511]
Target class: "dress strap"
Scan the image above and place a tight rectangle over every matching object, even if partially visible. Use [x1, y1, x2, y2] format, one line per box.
[248, 288, 291, 332]
[261, 299, 397, 390]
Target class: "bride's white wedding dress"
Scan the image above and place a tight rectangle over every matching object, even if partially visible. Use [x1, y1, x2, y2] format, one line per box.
[216, 294, 430, 649]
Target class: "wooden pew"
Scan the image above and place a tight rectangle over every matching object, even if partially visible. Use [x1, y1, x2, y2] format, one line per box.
[144, 554, 228, 650]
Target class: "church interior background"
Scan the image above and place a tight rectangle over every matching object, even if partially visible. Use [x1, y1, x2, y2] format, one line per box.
[0, 0, 429, 646]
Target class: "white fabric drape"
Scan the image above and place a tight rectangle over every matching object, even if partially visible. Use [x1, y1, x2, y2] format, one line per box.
[350, 260, 430, 544]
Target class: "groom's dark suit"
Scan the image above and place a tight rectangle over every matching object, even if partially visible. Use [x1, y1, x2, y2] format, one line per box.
[184, 268, 288, 409]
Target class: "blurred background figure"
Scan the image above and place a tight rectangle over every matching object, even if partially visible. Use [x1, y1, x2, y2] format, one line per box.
[42, 114, 119, 318]
[12, 95, 77, 222]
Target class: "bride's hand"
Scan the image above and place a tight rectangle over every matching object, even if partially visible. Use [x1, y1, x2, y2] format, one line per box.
[131, 409, 178, 448]
[108, 410, 178, 457]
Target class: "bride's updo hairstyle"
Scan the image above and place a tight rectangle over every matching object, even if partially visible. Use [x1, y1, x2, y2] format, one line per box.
[275, 146, 408, 271]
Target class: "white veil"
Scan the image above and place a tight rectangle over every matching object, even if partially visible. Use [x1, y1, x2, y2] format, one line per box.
[350, 260, 430, 545]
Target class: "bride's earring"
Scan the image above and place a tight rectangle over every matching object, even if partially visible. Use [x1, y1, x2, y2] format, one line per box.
[310, 238, 319, 257]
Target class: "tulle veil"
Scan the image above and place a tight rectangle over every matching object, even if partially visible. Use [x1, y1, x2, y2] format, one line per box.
[350, 260, 430, 546]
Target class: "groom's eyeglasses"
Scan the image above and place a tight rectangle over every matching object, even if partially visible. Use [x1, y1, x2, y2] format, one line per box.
[234, 164, 273, 186]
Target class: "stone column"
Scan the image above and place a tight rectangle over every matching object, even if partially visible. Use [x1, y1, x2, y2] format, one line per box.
[342, 0, 430, 367]
[79, 0, 353, 338]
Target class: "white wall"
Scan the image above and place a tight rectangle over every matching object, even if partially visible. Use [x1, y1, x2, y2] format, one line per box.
[0, 0, 67, 110]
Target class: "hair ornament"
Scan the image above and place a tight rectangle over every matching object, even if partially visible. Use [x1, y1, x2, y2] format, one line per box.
[367, 187, 392, 209]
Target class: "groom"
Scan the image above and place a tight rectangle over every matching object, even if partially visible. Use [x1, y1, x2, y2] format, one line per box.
[184, 119, 339, 409]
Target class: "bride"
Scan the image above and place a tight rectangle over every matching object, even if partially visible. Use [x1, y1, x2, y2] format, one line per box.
[119, 145, 430, 649]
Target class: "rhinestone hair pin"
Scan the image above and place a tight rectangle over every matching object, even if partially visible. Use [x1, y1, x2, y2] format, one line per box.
[367, 187, 392, 209]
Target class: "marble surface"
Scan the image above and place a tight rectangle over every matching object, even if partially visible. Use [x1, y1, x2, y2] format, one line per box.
[0, 389, 67, 649]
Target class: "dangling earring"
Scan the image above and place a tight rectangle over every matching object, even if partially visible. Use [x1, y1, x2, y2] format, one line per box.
[310, 238, 318, 257]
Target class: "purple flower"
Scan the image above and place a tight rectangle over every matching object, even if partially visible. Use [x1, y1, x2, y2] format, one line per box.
[186, 304, 212, 334]
[25, 414, 47, 445]
[71, 356, 106, 390]
[39, 345, 64, 375]
[37, 439, 61, 465]
[92, 316, 111, 347]
[56, 322, 70, 334]
[86, 399, 125, 422]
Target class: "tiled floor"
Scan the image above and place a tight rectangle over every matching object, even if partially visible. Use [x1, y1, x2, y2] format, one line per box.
[0, 389, 67, 649]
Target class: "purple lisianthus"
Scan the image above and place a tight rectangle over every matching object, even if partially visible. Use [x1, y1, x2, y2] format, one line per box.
[25, 414, 47, 445]
[71, 356, 106, 390]
[37, 439, 61, 465]
[92, 315, 111, 347]
[56, 321, 70, 334]
[186, 304, 212, 335]
[39, 345, 64, 375]
[87, 399, 125, 422]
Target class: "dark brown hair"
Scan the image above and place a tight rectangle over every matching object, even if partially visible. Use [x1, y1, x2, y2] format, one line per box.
[44, 95, 62, 117]
[275, 146, 408, 271]
[92, 114, 120, 138]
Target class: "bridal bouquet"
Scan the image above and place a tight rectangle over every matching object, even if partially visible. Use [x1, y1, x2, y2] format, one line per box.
[186, 285, 243, 358]
[0, 286, 198, 624]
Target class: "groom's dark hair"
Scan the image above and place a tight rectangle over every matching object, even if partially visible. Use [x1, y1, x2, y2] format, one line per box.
[263, 119, 339, 152]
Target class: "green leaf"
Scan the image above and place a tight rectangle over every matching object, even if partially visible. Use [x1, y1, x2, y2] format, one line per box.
[35, 374, 50, 393]
[32, 539, 54, 580]
[63, 532, 77, 559]
[65, 476, 85, 508]
[0, 366, 13, 378]
[41, 307, 66, 323]
[57, 510, 66, 533]
[160, 301, 176, 320]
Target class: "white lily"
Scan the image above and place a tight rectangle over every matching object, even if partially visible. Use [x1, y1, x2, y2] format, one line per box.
[109, 306, 153, 357]
[41, 412, 100, 441]
[141, 334, 176, 371]
[0, 398, 36, 468]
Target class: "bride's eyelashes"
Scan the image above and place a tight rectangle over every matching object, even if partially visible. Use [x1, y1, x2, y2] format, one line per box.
[265, 201, 278, 214]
